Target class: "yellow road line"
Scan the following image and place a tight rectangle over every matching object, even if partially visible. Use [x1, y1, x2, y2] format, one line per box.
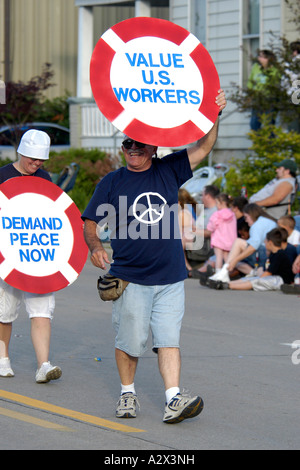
[0, 390, 145, 433]
[0, 406, 73, 432]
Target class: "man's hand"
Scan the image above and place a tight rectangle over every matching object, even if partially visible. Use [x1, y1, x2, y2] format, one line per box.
[188, 88, 227, 170]
[90, 247, 110, 270]
[84, 219, 111, 270]
[216, 88, 227, 113]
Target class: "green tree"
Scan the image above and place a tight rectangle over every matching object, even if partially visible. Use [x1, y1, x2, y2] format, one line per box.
[44, 148, 123, 212]
[230, 1, 300, 127]
[227, 0, 300, 210]
[35, 92, 70, 128]
[225, 118, 300, 202]
[0, 63, 55, 151]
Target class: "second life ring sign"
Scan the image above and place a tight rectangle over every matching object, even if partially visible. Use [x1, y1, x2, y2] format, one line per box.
[90, 17, 220, 148]
[0, 177, 88, 294]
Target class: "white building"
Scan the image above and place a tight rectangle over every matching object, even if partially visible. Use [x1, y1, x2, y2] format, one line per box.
[71, 0, 299, 161]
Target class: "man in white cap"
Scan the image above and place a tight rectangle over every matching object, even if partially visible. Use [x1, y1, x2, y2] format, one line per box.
[0, 129, 62, 383]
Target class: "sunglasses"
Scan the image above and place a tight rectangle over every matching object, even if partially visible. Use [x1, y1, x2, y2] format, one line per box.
[122, 139, 146, 150]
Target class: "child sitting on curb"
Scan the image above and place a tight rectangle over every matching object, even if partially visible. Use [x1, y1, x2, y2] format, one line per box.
[208, 228, 294, 291]
[277, 215, 300, 247]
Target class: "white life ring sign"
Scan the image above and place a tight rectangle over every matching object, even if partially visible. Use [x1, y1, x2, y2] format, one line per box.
[0, 177, 88, 294]
[90, 17, 220, 147]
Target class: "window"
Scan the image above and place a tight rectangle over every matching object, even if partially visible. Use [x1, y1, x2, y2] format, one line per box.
[242, 0, 260, 85]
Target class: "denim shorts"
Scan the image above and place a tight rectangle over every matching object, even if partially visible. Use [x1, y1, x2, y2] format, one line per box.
[112, 281, 185, 357]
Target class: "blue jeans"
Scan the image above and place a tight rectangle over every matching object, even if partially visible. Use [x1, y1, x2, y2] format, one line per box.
[244, 245, 268, 268]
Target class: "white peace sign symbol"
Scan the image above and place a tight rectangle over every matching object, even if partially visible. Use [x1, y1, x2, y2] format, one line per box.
[133, 192, 167, 225]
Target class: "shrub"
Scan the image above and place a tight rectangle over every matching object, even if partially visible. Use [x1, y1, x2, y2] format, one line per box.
[44, 147, 123, 212]
[224, 118, 300, 211]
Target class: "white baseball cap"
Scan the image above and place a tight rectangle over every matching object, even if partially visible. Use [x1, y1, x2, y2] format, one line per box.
[17, 129, 51, 160]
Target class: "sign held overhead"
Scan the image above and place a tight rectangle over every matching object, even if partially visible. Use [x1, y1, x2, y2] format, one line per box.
[90, 17, 220, 148]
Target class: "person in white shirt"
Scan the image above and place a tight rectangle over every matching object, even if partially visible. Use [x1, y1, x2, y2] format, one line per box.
[278, 215, 300, 246]
[249, 159, 297, 219]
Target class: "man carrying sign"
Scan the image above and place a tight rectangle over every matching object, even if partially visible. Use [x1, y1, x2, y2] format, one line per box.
[0, 130, 62, 383]
[83, 90, 226, 424]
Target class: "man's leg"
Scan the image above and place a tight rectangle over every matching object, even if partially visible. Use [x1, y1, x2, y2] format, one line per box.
[112, 284, 151, 418]
[115, 348, 139, 418]
[158, 347, 181, 392]
[115, 348, 138, 386]
[158, 350, 203, 425]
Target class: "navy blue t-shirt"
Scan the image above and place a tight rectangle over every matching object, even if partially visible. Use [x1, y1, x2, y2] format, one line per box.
[268, 250, 294, 284]
[82, 149, 193, 285]
[0, 163, 51, 184]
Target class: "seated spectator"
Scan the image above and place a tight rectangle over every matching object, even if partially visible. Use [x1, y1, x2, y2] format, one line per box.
[277, 215, 300, 246]
[238, 220, 250, 240]
[178, 188, 198, 220]
[231, 196, 249, 237]
[281, 252, 300, 294]
[178, 189, 198, 273]
[196, 185, 220, 229]
[208, 228, 294, 291]
[277, 227, 298, 265]
[186, 185, 220, 272]
[294, 215, 300, 232]
[249, 159, 297, 219]
[206, 193, 237, 272]
[208, 204, 277, 283]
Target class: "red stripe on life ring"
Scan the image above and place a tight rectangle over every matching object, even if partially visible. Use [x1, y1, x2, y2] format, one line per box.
[90, 38, 124, 123]
[5, 270, 69, 294]
[123, 119, 205, 148]
[0, 176, 62, 201]
[65, 203, 88, 273]
[111, 17, 190, 45]
[190, 44, 220, 123]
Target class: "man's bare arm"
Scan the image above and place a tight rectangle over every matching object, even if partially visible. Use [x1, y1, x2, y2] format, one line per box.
[254, 181, 293, 207]
[187, 89, 227, 170]
[83, 219, 110, 270]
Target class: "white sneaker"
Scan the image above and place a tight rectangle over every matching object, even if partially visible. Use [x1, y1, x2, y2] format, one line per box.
[0, 357, 14, 377]
[35, 362, 62, 383]
[163, 393, 204, 424]
[209, 263, 230, 283]
[116, 392, 140, 418]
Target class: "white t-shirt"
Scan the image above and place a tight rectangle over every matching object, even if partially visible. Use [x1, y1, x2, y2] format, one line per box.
[288, 229, 300, 246]
[249, 177, 296, 219]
